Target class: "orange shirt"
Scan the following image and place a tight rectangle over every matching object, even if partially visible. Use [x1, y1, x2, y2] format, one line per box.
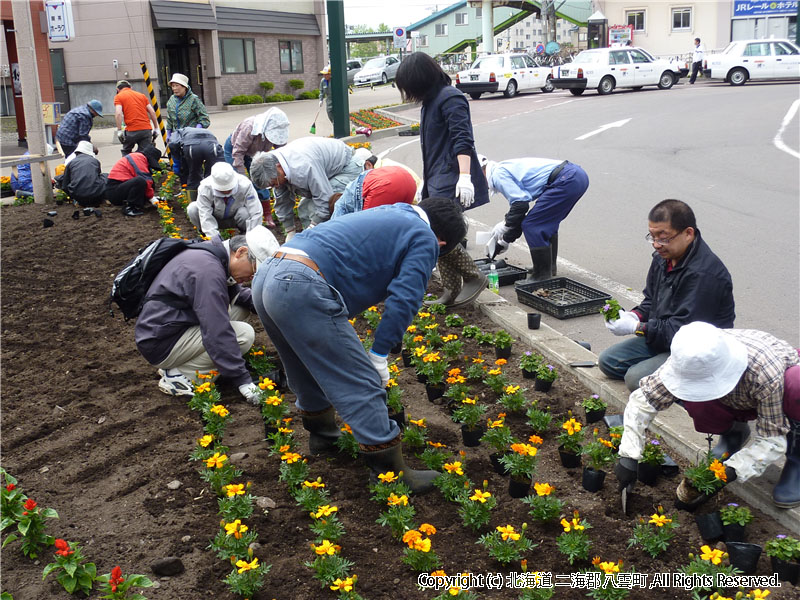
[114, 87, 151, 131]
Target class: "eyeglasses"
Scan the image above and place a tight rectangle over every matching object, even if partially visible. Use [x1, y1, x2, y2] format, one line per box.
[645, 231, 682, 246]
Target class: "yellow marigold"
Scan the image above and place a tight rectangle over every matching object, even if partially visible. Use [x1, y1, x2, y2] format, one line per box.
[504, 385, 520, 394]
[330, 576, 356, 592]
[225, 483, 245, 497]
[609, 432, 622, 439]
[409, 418, 426, 427]
[562, 418, 582, 435]
[258, 378, 276, 390]
[488, 419, 504, 429]
[534, 482, 555, 496]
[278, 444, 290, 453]
[236, 557, 258, 573]
[196, 372, 214, 380]
[278, 427, 293, 434]
[591, 556, 602, 565]
[312, 505, 338, 519]
[442, 334, 457, 342]
[497, 525, 520, 541]
[443, 462, 464, 475]
[488, 368, 502, 376]
[472, 357, 485, 364]
[250, 349, 264, 356]
[378, 471, 398, 483]
[709, 459, 727, 482]
[448, 367, 462, 377]
[210, 404, 229, 417]
[406, 325, 417, 333]
[205, 452, 227, 469]
[431, 570, 446, 578]
[419, 523, 437, 535]
[198, 434, 214, 447]
[195, 382, 213, 393]
[387, 493, 408, 506]
[462, 397, 476, 405]
[700, 545, 725, 565]
[280, 452, 302, 463]
[649, 514, 672, 527]
[413, 335, 424, 343]
[402, 529, 422, 546]
[599, 438, 614, 448]
[428, 441, 446, 448]
[413, 537, 431, 552]
[314, 540, 338, 555]
[417, 311, 431, 318]
[414, 346, 428, 357]
[264, 395, 282, 406]
[341, 423, 353, 434]
[598, 561, 619, 574]
[367, 306, 379, 312]
[303, 480, 325, 488]
[422, 352, 441, 362]
[528, 434, 543, 445]
[749, 590, 771, 600]
[470, 489, 491, 503]
[561, 517, 584, 532]
[348, 318, 357, 326]
[225, 519, 248, 539]
[425, 323, 438, 330]
[510, 443, 537, 457]
[495, 358, 508, 366]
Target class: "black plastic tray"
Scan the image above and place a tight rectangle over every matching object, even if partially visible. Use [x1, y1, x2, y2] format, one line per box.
[515, 277, 611, 319]
[474, 258, 527, 287]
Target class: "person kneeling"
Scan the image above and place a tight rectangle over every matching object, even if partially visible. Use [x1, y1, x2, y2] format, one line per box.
[187, 162, 263, 239]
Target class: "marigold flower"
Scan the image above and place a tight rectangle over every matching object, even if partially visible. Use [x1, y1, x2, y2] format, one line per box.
[389, 363, 400, 374]
[709, 459, 727, 482]
[281, 452, 302, 464]
[403, 529, 423, 546]
[599, 438, 614, 448]
[488, 368, 502, 376]
[387, 493, 408, 506]
[225, 484, 245, 497]
[495, 358, 508, 366]
[279, 444, 290, 453]
[348, 318, 357, 326]
[330, 576, 355, 592]
[497, 525, 520, 541]
[448, 368, 462, 377]
[562, 418, 582, 435]
[700, 544, 725, 565]
[462, 397, 476, 405]
[341, 423, 353, 434]
[314, 540, 338, 555]
[258, 378, 276, 390]
[488, 419, 504, 429]
[205, 453, 227, 468]
[413, 537, 432, 552]
[198, 434, 214, 447]
[427, 441, 446, 448]
[386, 378, 398, 388]
[749, 590, 771, 599]
[425, 323, 438, 330]
[470, 489, 491, 503]
[472, 357, 485, 364]
[598, 561, 619, 574]
[443, 462, 464, 475]
[413, 335, 424, 343]
[54, 538, 74, 557]
[406, 325, 417, 333]
[210, 404, 229, 417]
[504, 385, 520, 394]
[378, 471, 398, 483]
[264, 395, 282, 406]
[534, 482, 555, 496]
[313, 505, 338, 519]
[224, 520, 248, 539]
[278, 427, 293, 434]
[511, 443, 537, 457]
[561, 518, 584, 532]
[591, 556, 602, 565]
[648, 514, 672, 527]
[368, 306, 379, 312]
[419, 523, 437, 535]
[409, 418, 426, 427]
[236, 557, 259, 573]
[302, 480, 325, 489]
[446, 375, 466, 384]
[414, 346, 428, 357]
[528, 434, 543, 445]
[423, 352, 441, 363]
[195, 381, 212, 393]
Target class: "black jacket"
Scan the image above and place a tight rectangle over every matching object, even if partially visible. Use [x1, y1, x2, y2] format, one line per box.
[634, 230, 735, 352]
[61, 153, 107, 202]
[420, 85, 488, 209]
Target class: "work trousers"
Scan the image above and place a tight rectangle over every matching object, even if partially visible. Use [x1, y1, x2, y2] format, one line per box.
[521, 163, 589, 248]
[183, 143, 224, 190]
[598, 336, 670, 392]
[105, 177, 148, 209]
[121, 129, 153, 156]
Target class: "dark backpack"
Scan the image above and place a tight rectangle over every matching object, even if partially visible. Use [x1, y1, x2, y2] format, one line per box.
[109, 238, 226, 321]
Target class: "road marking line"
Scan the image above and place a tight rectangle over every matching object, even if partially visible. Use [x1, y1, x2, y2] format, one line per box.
[575, 118, 632, 141]
[774, 99, 800, 160]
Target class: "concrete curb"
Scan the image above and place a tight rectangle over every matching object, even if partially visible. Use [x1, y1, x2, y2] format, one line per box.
[474, 289, 800, 534]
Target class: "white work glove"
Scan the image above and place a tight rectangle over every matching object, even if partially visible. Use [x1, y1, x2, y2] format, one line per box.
[455, 173, 475, 208]
[725, 434, 787, 482]
[492, 220, 511, 240]
[238, 382, 261, 406]
[116, 129, 125, 143]
[485, 234, 509, 259]
[368, 350, 390, 387]
[605, 310, 640, 336]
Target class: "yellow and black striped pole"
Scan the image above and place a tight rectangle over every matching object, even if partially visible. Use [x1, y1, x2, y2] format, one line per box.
[140, 62, 170, 162]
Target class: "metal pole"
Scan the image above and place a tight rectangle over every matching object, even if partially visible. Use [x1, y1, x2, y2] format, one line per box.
[140, 62, 168, 154]
[326, 1, 349, 138]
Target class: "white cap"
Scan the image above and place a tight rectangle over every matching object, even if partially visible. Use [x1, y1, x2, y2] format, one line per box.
[209, 162, 236, 192]
[246, 225, 279, 267]
[659, 322, 749, 402]
[75, 140, 94, 155]
[169, 73, 190, 88]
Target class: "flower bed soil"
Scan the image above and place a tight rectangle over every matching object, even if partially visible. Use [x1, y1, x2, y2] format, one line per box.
[1, 202, 795, 600]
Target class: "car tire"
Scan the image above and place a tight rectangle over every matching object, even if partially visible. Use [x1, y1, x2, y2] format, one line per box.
[657, 72, 676, 90]
[381, 73, 388, 85]
[469, 92, 482, 100]
[503, 80, 518, 98]
[597, 76, 615, 95]
[541, 77, 555, 93]
[568, 88, 585, 96]
[728, 68, 747, 86]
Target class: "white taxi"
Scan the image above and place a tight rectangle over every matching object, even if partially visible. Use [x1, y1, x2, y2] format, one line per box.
[704, 39, 800, 86]
[551, 47, 682, 95]
[455, 53, 554, 99]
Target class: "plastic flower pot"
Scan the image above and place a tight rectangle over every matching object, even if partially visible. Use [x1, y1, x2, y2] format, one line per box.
[527, 313, 541, 329]
[390, 342, 402, 354]
[534, 378, 553, 392]
[581, 467, 606, 492]
[388, 408, 406, 431]
[637, 462, 661, 486]
[461, 424, 485, 447]
[723, 523, 747, 543]
[495, 345, 512, 360]
[584, 407, 606, 424]
[489, 452, 510, 476]
[425, 383, 445, 403]
[725, 541, 762, 575]
[771, 556, 800, 585]
[508, 475, 532, 498]
[558, 446, 581, 469]
[401, 349, 412, 368]
[522, 369, 536, 380]
[694, 512, 724, 542]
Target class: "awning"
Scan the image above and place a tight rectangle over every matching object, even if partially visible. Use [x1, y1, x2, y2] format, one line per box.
[216, 6, 320, 36]
[150, 0, 216, 31]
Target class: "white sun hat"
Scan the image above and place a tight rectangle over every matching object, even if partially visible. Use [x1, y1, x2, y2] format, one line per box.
[169, 73, 190, 89]
[209, 162, 237, 192]
[659, 322, 748, 402]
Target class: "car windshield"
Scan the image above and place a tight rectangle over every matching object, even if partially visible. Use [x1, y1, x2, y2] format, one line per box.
[573, 52, 602, 64]
[722, 42, 737, 55]
[472, 56, 504, 70]
[364, 58, 385, 68]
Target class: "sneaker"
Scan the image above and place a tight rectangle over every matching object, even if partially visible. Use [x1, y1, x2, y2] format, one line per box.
[123, 206, 144, 217]
[158, 369, 194, 397]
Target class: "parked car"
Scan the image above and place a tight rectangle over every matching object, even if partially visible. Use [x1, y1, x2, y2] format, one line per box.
[455, 53, 554, 99]
[551, 47, 682, 95]
[704, 39, 800, 86]
[353, 56, 401, 86]
[322, 59, 364, 85]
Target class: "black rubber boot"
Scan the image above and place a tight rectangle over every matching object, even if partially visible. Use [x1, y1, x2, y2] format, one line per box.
[301, 407, 341, 455]
[549, 233, 558, 277]
[525, 246, 553, 282]
[450, 271, 488, 308]
[360, 436, 438, 494]
[424, 288, 457, 307]
[711, 420, 751, 459]
[773, 419, 800, 508]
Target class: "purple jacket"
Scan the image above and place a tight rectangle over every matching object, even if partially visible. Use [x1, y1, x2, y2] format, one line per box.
[134, 237, 254, 387]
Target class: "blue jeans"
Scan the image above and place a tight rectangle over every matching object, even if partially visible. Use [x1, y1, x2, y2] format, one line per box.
[252, 258, 398, 446]
[597, 336, 669, 391]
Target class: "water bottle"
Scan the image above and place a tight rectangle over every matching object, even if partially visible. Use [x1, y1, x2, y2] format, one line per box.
[488, 263, 500, 294]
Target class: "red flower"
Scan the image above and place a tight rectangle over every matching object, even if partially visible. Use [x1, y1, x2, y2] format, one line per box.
[54, 538, 74, 557]
[23, 498, 36, 511]
[5, 483, 15, 491]
[110, 566, 125, 592]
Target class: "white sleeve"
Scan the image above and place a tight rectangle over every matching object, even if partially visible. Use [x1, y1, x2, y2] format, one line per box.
[618, 389, 659, 461]
[197, 192, 219, 239]
[725, 435, 787, 482]
[241, 180, 264, 231]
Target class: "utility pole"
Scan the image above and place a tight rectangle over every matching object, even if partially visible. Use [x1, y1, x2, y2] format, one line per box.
[326, 0, 349, 138]
[11, 0, 53, 204]
[542, 0, 556, 45]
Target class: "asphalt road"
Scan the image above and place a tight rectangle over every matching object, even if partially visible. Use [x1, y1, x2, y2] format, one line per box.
[376, 79, 800, 351]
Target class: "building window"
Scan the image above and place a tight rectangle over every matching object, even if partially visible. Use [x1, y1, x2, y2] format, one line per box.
[626, 10, 645, 32]
[526, 21, 531, 27]
[455, 12, 468, 25]
[672, 7, 691, 31]
[526, 34, 530, 40]
[220, 38, 256, 74]
[418, 34, 429, 47]
[476, 7, 481, 18]
[279, 40, 303, 74]
[435, 23, 448, 36]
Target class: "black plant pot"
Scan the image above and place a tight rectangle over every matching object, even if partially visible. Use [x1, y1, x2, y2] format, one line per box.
[508, 476, 532, 498]
[726, 541, 762, 575]
[416, 372, 428, 384]
[771, 556, 800, 585]
[581, 467, 606, 492]
[694, 512, 724, 542]
[534, 378, 553, 392]
[461, 424, 485, 447]
[489, 452, 510, 476]
[495, 345, 512, 360]
[584, 407, 606, 424]
[401, 350, 412, 368]
[522, 369, 536, 379]
[388, 409, 406, 431]
[637, 462, 661, 486]
[674, 478, 712, 512]
[425, 383, 445, 403]
[390, 342, 403, 354]
[723, 523, 747, 543]
[558, 446, 581, 469]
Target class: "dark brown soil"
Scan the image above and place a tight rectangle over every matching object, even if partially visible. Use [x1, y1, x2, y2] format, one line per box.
[1, 201, 795, 600]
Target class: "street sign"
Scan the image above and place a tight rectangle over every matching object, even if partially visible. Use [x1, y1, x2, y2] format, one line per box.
[536, 44, 545, 54]
[45, 0, 75, 42]
[393, 27, 405, 49]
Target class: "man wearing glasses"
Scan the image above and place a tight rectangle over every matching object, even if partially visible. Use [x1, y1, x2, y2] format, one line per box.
[598, 199, 735, 392]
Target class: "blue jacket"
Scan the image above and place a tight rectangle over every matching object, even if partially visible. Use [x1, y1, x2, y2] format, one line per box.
[420, 85, 488, 209]
[286, 204, 439, 354]
[56, 104, 95, 146]
[488, 158, 564, 205]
